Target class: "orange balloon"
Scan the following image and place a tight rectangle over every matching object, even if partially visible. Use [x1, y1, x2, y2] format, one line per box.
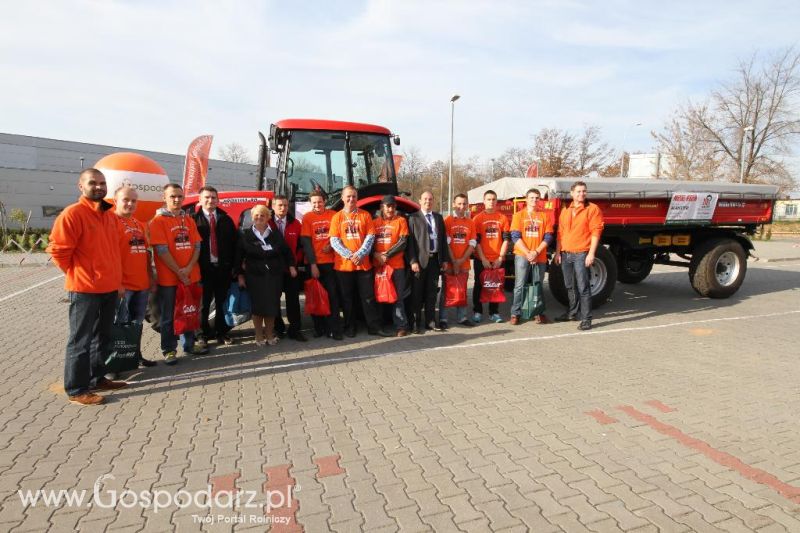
[96, 152, 170, 223]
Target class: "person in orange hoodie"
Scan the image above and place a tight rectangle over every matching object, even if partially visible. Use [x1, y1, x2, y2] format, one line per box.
[47, 169, 128, 406]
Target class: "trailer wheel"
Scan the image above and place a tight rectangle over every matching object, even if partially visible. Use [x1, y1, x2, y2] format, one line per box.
[547, 246, 617, 308]
[689, 238, 747, 298]
[617, 250, 655, 284]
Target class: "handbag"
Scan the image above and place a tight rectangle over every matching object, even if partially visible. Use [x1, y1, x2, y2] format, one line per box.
[444, 271, 468, 307]
[374, 264, 398, 303]
[174, 282, 202, 335]
[479, 267, 506, 303]
[521, 266, 545, 319]
[106, 301, 142, 373]
[224, 282, 252, 327]
[304, 278, 331, 316]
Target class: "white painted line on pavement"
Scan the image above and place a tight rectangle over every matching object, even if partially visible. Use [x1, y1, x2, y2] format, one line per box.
[133, 307, 800, 387]
[0, 274, 64, 304]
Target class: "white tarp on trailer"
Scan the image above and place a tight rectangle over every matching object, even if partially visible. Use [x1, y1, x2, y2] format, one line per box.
[467, 177, 779, 204]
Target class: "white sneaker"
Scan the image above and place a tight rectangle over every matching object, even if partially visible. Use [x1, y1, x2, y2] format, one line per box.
[472, 312, 482, 323]
[490, 313, 503, 323]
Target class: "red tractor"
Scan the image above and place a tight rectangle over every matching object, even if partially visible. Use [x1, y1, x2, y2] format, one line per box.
[256, 119, 418, 219]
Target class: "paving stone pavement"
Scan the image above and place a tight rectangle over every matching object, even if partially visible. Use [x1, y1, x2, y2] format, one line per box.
[0, 255, 799, 532]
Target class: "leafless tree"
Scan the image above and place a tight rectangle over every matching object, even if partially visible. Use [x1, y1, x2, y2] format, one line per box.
[532, 128, 576, 177]
[656, 47, 800, 190]
[397, 146, 427, 198]
[494, 147, 535, 177]
[653, 112, 724, 181]
[574, 125, 616, 176]
[217, 142, 253, 164]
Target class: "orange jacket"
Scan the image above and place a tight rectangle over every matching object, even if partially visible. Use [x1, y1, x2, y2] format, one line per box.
[47, 196, 122, 293]
[557, 201, 604, 253]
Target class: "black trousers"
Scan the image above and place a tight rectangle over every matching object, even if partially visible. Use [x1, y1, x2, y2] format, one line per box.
[336, 270, 381, 332]
[410, 254, 441, 328]
[201, 264, 232, 338]
[311, 263, 342, 335]
[472, 259, 499, 315]
[64, 291, 117, 396]
[275, 273, 303, 335]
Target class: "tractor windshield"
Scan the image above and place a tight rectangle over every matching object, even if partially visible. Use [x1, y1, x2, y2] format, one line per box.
[284, 130, 395, 202]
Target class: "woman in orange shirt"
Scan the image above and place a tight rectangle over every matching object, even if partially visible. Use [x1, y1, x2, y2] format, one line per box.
[372, 195, 410, 336]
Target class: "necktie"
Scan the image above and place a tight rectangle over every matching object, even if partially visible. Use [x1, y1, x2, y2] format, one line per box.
[425, 213, 435, 252]
[278, 219, 285, 235]
[209, 212, 218, 258]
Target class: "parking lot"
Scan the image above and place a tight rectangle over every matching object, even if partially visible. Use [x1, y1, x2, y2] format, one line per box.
[1, 240, 799, 532]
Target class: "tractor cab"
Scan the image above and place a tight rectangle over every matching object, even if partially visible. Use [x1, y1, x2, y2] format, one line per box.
[258, 119, 414, 215]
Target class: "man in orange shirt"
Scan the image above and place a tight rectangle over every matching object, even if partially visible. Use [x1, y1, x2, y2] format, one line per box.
[372, 195, 410, 336]
[329, 186, 392, 338]
[509, 188, 553, 325]
[440, 193, 476, 328]
[48, 168, 127, 406]
[472, 190, 510, 323]
[300, 190, 343, 340]
[114, 185, 157, 368]
[554, 181, 605, 330]
[149, 183, 207, 364]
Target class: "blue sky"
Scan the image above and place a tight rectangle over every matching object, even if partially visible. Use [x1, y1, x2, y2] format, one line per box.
[1, 0, 798, 169]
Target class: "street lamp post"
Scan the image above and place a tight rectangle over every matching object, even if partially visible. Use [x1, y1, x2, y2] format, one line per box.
[448, 94, 460, 215]
[739, 125, 754, 183]
[619, 122, 642, 178]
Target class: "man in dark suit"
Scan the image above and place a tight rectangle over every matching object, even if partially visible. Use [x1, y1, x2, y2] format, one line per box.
[269, 195, 307, 342]
[193, 186, 237, 347]
[407, 191, 451, 334]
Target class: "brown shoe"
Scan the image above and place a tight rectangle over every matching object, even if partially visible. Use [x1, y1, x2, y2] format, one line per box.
[510, 315, 520, 325]
[396, 329, 409, 337]
[534, 314, 551, 325]
[68, 392, 105, 406]
[91, 378, 127, 391]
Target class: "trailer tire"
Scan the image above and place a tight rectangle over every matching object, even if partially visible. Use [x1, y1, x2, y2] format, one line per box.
[547, 246, 617, 308]
[617, 250, 654, 284]
[689, 238, 747, 298]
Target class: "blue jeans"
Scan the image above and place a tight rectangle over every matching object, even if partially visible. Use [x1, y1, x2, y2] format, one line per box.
[389, 267, 409, 330]
[510, 256, 546, 317]
[158, 285, 196, 354]
[560, 252, 592, 321]
[64, 291, 117, 396]
[116, 289, 149, 324]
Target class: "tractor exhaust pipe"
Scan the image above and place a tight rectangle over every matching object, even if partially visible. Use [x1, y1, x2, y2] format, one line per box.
[256, 131, 267, 191]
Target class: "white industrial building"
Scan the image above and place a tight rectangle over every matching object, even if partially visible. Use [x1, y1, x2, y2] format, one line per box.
[0, 133, 259, 229]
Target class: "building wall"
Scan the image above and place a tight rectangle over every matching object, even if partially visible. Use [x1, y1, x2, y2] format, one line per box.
[628, 153, 674, 179]
[774, 200, 800, 221]
[0, 133, 259, 229]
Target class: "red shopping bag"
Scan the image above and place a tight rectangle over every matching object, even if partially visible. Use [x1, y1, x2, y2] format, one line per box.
[444, 271, 468, 307]
[479, 267, 506, 303]
[304, 278, 331, 316]
[174, 282, 201, 335]
[374, 264, 397, 303]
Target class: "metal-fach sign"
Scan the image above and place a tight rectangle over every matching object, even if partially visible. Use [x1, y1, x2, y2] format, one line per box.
[665, 192, 719, 225]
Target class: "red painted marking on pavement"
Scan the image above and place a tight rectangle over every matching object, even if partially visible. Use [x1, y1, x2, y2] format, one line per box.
[314, 454, 345, 478]
[617, 405, 800, 504]
[264, 464, 302, 533]
[645, 400, 677, 413]
[209, 472, 240, 496]
[585, 409, 619, 425]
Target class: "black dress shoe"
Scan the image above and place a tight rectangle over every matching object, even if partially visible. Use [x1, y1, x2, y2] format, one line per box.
[368, 328, 394, 338]
[437, 321, 449, 331]
[331, 332, 344, 341]
[139, 358, 157, 368]
[412, 325, 425, 335]
[275, 329, 287, 338]
[289, 331, 308, 342]
[313, 330, 327, 338]
[345, 326, 357, 338]
[555, 313, 578, 322]
[578, 320, 592, 331]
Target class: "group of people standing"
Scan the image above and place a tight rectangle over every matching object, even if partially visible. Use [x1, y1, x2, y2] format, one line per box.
[48, 168, 603, 407]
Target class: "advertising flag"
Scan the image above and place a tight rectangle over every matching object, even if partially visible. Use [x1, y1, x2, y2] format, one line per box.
[525, 162, 539, 178]
[183, 135, 213, 196]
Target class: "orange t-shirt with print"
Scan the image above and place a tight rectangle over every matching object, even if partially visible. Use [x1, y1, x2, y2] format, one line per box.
[445, 215, 476, 272]
[473, 210, 510, 262]
[329, 209, 374, 272]
[300, 209, 335, 265]
[372, 216, 409, 270]
[511, 209, 553, 263]
[116, 215, 151, 291]
[149, 213, 202, 286]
